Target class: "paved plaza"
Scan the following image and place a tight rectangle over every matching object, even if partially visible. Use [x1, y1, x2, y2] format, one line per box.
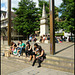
[1, 56, 74, 75]
[1, 41, 74, 75]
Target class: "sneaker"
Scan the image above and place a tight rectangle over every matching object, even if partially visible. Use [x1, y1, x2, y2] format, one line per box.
[18, 54, 20, 57]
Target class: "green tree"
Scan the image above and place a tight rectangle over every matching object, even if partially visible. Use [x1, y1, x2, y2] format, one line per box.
[13, 0, 59, 38]
[59, 0, 74, 35]
[12, 0, 39, 38]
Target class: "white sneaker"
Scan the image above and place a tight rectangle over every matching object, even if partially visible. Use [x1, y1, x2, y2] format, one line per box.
[18, 54, 20, 57]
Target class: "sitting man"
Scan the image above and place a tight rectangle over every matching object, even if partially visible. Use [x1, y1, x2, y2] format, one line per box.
[17, 40, 26, 57]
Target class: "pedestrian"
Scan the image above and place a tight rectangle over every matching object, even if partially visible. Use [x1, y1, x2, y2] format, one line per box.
[40, 36, 43, 43]
[29, 35, 32, 42]
[43, 35, 46, 42]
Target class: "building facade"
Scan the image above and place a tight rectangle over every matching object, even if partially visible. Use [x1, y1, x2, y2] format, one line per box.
[1, 10, 18, 40]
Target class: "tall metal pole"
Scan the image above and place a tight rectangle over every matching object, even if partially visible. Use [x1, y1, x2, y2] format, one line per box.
[49, 0, 55, 55]
[8, 0, 11, 45]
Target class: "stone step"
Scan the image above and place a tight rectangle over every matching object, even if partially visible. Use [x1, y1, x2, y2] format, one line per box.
[1, 51, 74, 68]
[10, 55, 74, 68]
[1, 49, 9, 52]
[6, 56, 73, 73]
[2, 54, 74, 73]
[1, 48, 10, 50]
[46, 55, 73, 62]
[1, 47, 9, 49]
[1, 50, 74, 62]
[42, 63, 74, 73]
[9, 56, 74, 73]
[1, 46, 10, 50]
[1, 47, 10, 48]
[1, 45, 10, 47]
[44, 58, 74, 68]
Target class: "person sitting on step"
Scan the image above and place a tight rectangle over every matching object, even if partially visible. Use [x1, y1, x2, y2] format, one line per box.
[32, 43, 46, 68]
[8, 42, 17, 55]
[25, 42, 34, 61]
[17, 40, 26, 57]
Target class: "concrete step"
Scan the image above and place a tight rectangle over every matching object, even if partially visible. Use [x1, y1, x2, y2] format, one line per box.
[5, 56, 73, 73]
[1, 50, 8, 53]
[46, 55, 73, 62]
[1, 46, 10, 51]
[1, 47, 10, 49]
[2, 54, 74, 73]
[44, 58, 74, 68]
[1, 45, 9, 47]
[42, 63, 74, 73]
[1, 48, 9, 49]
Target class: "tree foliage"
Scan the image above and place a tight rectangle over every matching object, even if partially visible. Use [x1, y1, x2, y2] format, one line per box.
[12, 0, 59, 37]
[12, 0, 39, 36]
[59, 0, 74, 33]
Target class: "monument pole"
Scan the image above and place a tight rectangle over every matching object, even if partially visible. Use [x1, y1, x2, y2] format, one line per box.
[49, 0, 55, 55]
[40, 3, 49, 36]
[8, 0, 11, 45]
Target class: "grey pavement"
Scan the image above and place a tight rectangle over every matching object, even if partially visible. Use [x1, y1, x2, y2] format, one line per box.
[8, 66, 74, 75]
[1, 56, 74, 75]
[1, 56, 30, 75]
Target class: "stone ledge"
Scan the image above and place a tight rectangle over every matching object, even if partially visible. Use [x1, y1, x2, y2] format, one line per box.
[2, 53, 74, 73]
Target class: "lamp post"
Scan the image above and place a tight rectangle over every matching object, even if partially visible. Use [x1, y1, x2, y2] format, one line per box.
[49, 0, 55, 55]
[8, 0, 11, 45]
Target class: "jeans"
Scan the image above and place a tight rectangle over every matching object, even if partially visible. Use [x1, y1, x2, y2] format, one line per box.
[17, 47, 25, 55]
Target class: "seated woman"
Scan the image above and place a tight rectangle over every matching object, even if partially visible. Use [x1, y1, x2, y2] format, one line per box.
[13, 44, 18, 55]
[32, 43, 46, 68]
[25, 42, 33, 61]
[8, 42, 17, 55]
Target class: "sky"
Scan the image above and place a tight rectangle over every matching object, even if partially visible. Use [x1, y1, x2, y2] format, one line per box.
[1, 0, 63, 10]
[1, 0, 63, 16]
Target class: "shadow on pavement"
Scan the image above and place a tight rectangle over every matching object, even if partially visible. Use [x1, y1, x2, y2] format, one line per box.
[55, 44, 74, 54]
